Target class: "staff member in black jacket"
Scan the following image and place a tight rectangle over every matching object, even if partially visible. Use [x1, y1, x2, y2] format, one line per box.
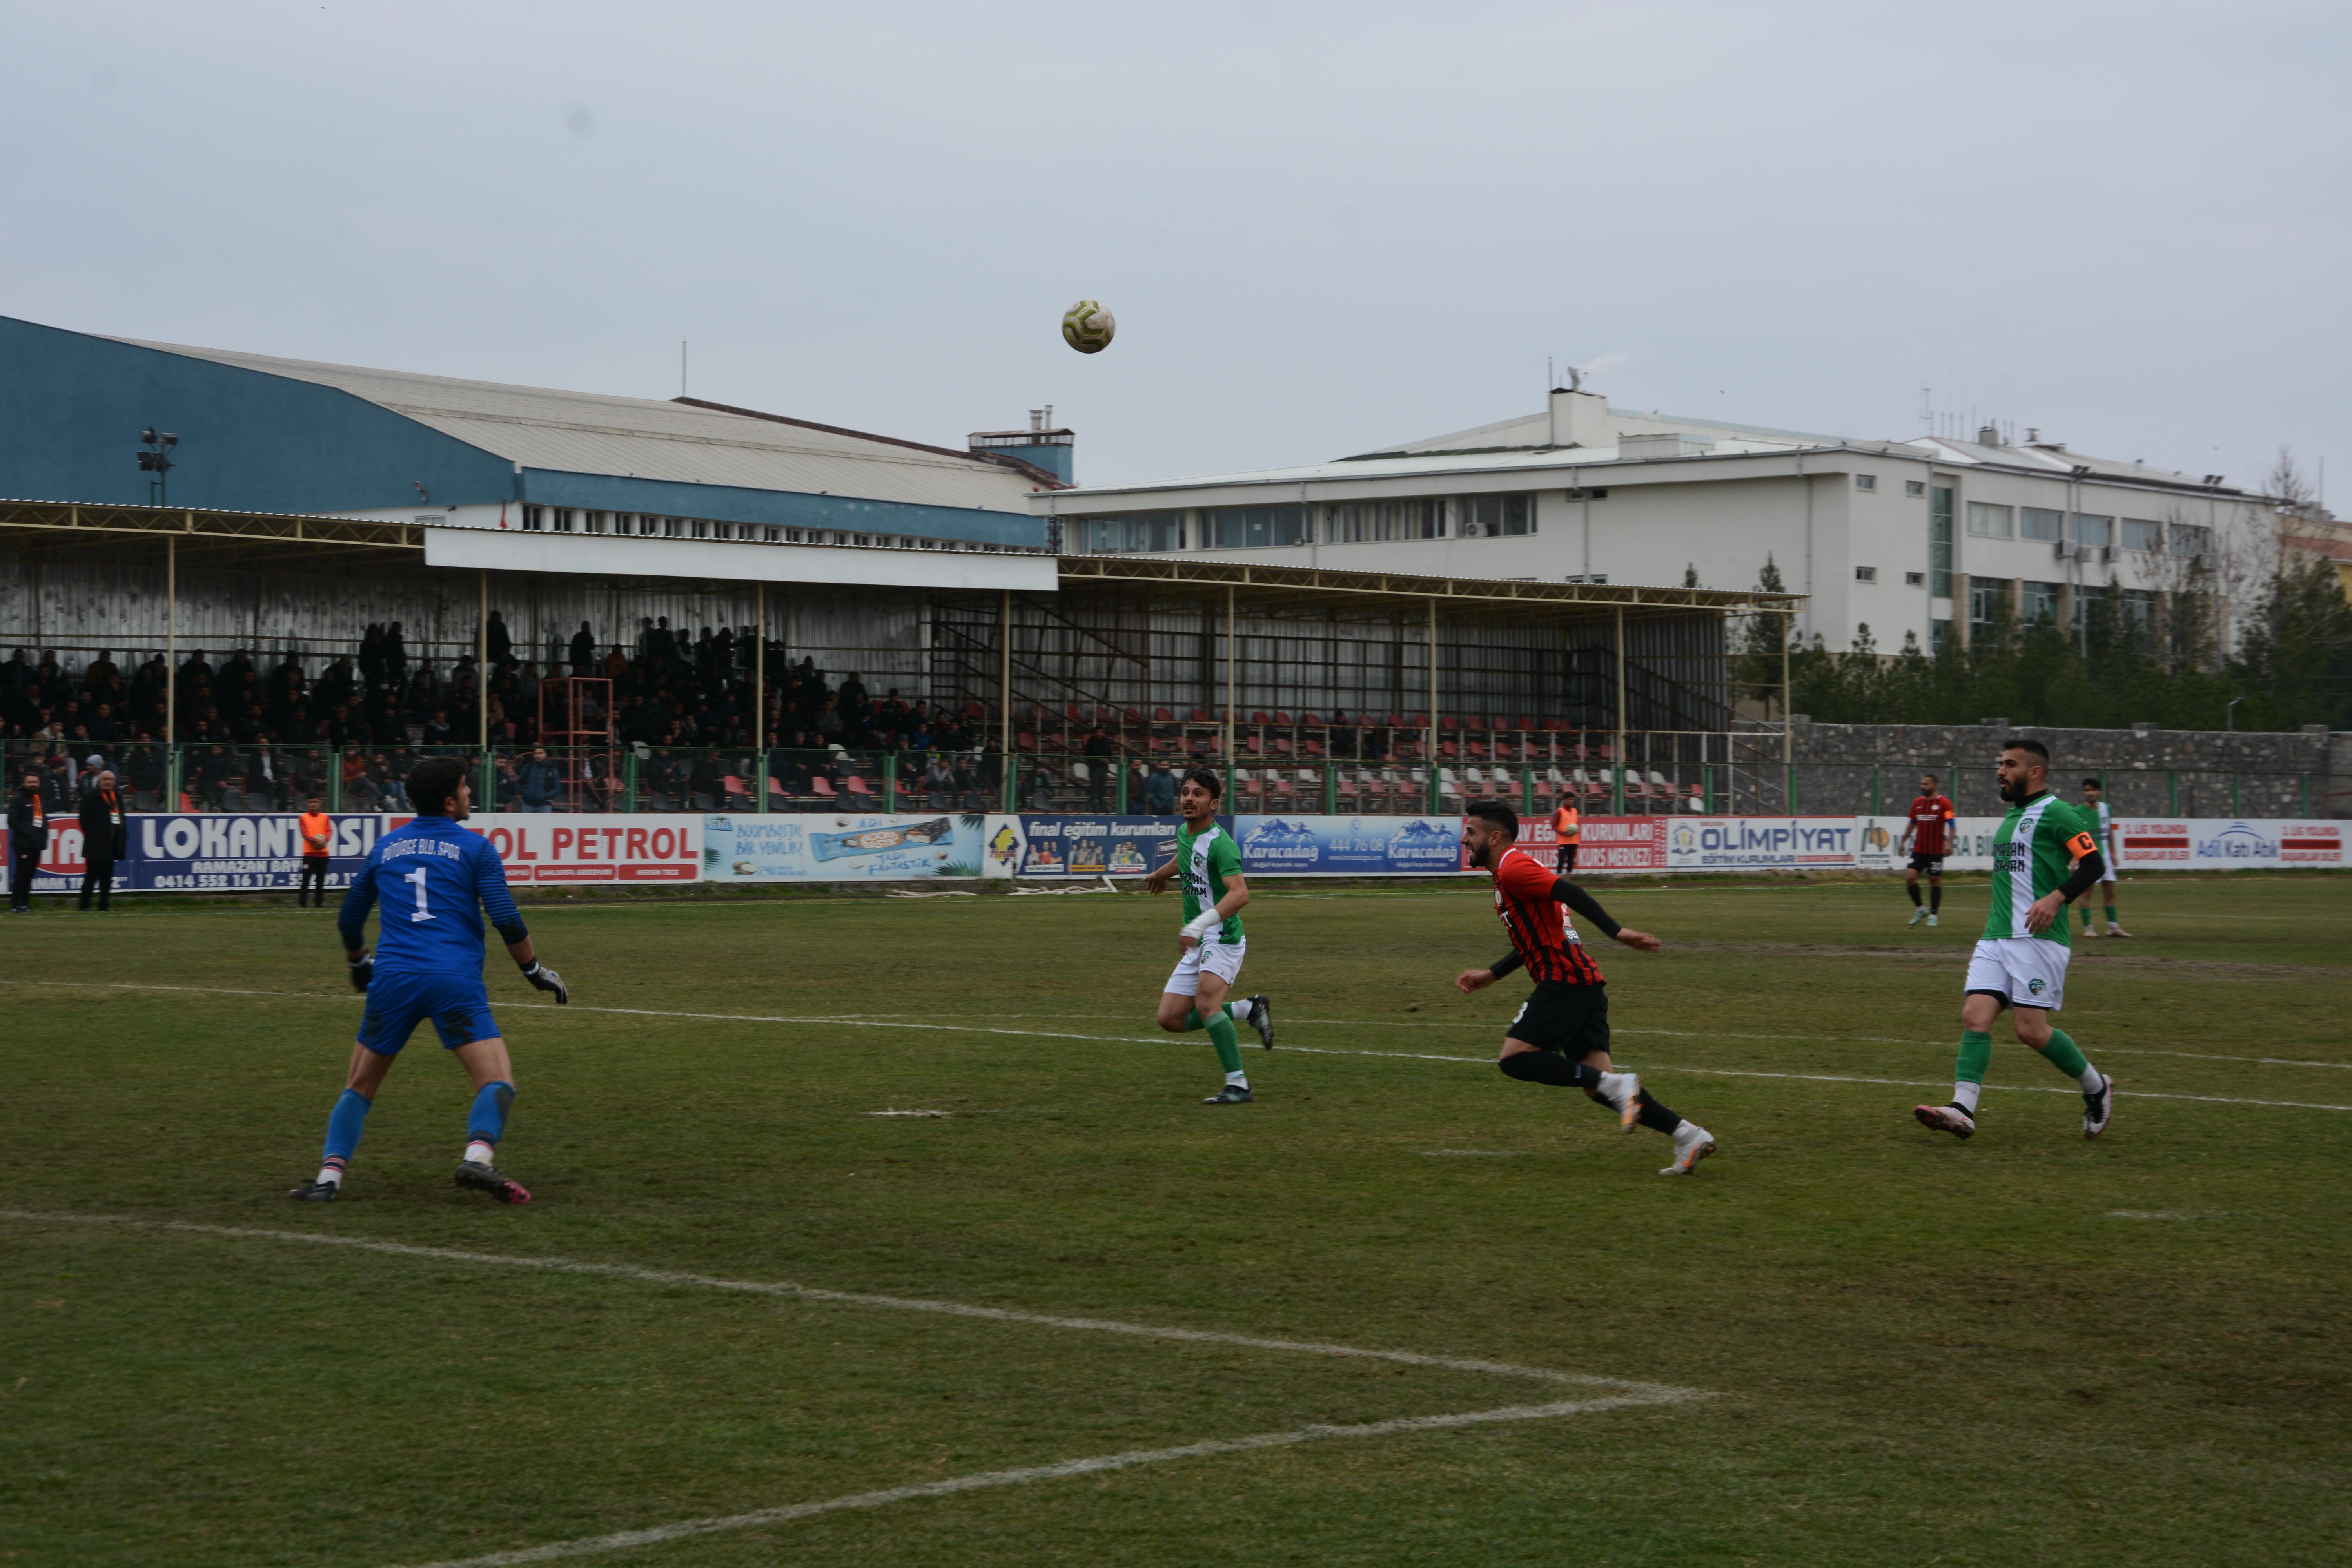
[77, 768, 128, 912]
[8, 769, 48, 913]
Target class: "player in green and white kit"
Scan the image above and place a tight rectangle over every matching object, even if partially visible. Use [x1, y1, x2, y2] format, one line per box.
[2076, 777, 2132, 938]
[1143, 767, 1274, 1103]
[1915, 739, 2116, 1141]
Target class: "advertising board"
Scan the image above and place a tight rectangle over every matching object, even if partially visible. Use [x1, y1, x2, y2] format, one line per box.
[417, 813, 701, 883]
[701, 812, 985, 880]
[1664, 816, 1860, 871]
[3, 811, 383, 895]
[2117, 818, 2344, 870]
[1561, 815, 1663, 871]
[1234, 815, 1468, 875]
[991, 815, 1184, 878]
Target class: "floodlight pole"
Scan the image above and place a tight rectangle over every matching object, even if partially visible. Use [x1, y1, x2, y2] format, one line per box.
[753, 579, 764, 747]
[999, 590, 1013, 808]
[1615, 605, 1627, 816]
[1781, 609, 1793, 767]
[164, 533, 176, 751]
[1426, 599, 1438, 813]
[1225, 583, 1237, 788]
[477, 571, 490, 751]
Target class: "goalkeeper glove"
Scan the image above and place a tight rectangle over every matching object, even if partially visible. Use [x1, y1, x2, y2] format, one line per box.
[346, 952, 373, 992]
[521, 960, 569, 1004]
[1180, 909, 1222, 944]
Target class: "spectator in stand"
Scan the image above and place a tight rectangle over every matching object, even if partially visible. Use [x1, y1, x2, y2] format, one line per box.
[76, 768, 127, 912]
[515, 746, 562, 813]
[423, 709, 454, 747]
[569, 621, 595, 675]
[1145, 759, 1177, 817]
[9, 769, 50, 911]
[814, 694, 844, 739]
[384, 622, 408, 689]
[487, 609, 514, 670]
[920, 753, 956, 808]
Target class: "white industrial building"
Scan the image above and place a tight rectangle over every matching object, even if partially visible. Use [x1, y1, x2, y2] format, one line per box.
[1036, 387, 2264, 654]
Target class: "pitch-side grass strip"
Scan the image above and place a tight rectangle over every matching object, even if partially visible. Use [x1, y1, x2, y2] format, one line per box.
[376, 1396, 1690, 1568]
[5, 980, 2348, 1112]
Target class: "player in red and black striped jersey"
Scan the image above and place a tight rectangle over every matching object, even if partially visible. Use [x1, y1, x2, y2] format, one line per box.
[1896, 773, 1956, 927]
[1454, 801, 1717, 1175]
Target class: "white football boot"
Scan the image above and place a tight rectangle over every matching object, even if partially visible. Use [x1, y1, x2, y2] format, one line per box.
[2083, 1074, 2115, 1140]
[1908, 906, 1927, 926]
[1598, 1071, 1642, 1132]
[1913, 1102, 1975, 1139]
[1659, 1121, 1716, 1175]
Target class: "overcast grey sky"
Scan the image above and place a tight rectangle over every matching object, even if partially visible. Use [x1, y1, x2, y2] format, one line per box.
[3, 2, 2344, 497]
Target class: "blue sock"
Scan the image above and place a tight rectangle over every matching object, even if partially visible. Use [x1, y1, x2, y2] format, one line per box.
[466, 1081, 515, 1150]
[321, 1088, 372, 1177]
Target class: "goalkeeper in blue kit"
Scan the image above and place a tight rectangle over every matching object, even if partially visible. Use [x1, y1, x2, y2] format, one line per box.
[288, 756, 568, 1205]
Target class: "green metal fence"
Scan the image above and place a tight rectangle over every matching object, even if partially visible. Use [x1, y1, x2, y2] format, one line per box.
[0, 739, 2327, 821]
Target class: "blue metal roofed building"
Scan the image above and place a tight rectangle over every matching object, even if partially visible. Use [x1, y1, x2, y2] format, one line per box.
[0, 314, 1068, 591]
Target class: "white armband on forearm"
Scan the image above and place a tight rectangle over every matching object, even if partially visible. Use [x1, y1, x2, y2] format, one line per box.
[1181, 909, 1223, 942]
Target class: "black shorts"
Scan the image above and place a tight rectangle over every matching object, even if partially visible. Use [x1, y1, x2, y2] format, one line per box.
[1558, 844, 1579, 873]
[1506, 980, 1610, 1059]
[1908, 852, 1944, 874]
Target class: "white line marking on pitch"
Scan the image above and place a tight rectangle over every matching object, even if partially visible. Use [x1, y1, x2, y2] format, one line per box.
[2, 1209, 1704, 1568]
[7, 980, 2348, 1112]
[0, 1210, 1690, 1397]
[378, 1394, 1683, 1568]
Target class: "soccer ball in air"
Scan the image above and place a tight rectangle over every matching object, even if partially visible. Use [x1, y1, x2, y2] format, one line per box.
[1062, 300, 1115, 354]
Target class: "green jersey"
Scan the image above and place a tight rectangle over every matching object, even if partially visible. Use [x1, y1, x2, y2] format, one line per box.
[1983, 792, 2100, 947]
[1176, 821, 1244, 943]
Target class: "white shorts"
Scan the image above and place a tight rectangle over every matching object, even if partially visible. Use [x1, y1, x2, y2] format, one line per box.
[1163, 934, 1246, 996]
[1965, 936, 2071, 1012]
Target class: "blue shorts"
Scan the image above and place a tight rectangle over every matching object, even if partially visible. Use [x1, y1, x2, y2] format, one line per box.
[356, 968, 500, 1056]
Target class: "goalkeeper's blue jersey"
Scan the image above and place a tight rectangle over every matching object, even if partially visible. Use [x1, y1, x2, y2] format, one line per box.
[338, 816, 522, 975]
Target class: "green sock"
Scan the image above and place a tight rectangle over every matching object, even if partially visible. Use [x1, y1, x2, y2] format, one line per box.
[1956, 1030, 1991, 1086]
[2104, 902, 2118, 926]
[1205, 1013, 1244, 1074]
[1181, 1009, 1207, 1032]
[2042, 1027, 2090, 1080]
[2080, 905, 2093, 931]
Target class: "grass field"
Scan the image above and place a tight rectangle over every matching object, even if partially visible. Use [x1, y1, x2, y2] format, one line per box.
[4, 870, 2348, 1567]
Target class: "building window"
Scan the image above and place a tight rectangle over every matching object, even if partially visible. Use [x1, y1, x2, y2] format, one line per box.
[1930, 618, 1950, 652]
[1966, 501, 2013, 538]
[2072, 514, 2113, 549]
[1073, 512, 1185, 553]
[2074, 583, 2107, 630]
[1203, 505, 1309, 548]
[2122, 518, 2162, 552]
[2021, 507, 2063, 542]
[1855, 566, 1878, 583]
[583, 512, 606, 534]
[2022, 579, 2062, 624]
[1855, 474, 1877, 492]
[1564, 486, 1608, 501]
[1930, 485, 1954, 599]
[522, 505, 544, 532]
[1461, 494, 1535, 537]
[1969, 578, 2009, 636]
[2171, 522, 2212, 558]
[764, 526, 780, 542]
[1905, 480, 1926, 497]
[552, 508, 575, 533]
[2123, 588, 2159, 627]
[662, 517, 682, 538]
[1904, 570, 1926, 587]
[1323, 499, 1443, 543]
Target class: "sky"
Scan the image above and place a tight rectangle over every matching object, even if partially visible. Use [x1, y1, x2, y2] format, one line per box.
[2, 1, 2345, 498]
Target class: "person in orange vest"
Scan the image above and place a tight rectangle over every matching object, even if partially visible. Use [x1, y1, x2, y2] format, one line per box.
[298, 795, 333, 908]
[1553, 798, 1582, 877]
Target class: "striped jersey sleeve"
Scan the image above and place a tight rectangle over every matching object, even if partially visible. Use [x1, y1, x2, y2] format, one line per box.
[1492, 848, 1604, 985]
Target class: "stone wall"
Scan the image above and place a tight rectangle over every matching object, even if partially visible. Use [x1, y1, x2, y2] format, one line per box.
[1757, 720, 2341, 818]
